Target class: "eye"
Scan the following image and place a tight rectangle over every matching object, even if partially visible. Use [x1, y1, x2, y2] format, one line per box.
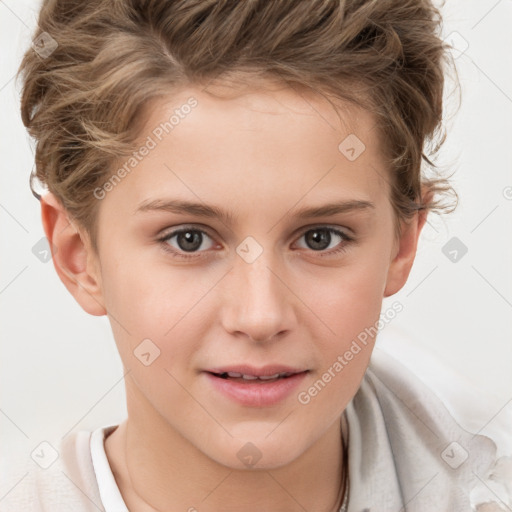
[157, 225, 353, 260]
[295, 227, 352, 254]
[158, 227, 216, 256]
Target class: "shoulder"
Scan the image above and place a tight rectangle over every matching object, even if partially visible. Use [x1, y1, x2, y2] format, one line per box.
[0, 429, 103, 512]
[344, 346, 511, 511]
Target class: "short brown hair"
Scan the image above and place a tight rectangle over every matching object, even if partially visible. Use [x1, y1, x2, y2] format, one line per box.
[18, 0, 458, 252]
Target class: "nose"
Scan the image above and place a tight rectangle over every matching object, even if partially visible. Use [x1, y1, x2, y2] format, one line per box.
[220, 249, 297, 343]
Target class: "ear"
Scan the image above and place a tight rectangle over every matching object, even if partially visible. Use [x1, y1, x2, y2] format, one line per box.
[383, 189, 431, 298]
[40, 192, 106, 316]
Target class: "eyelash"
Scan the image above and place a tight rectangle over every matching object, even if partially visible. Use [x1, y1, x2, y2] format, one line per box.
[157, 226, 354, 260]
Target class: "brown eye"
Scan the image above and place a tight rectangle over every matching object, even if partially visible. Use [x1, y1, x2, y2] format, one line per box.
[304, 228, 333, 250]
[302, 227, 348, 251]
[298, 226, 353, 256]
[175, 230, 203, 252]
[160, 228, 215, 254]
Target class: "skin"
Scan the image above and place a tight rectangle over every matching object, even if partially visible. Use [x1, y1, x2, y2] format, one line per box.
[41, 80, 429, 512]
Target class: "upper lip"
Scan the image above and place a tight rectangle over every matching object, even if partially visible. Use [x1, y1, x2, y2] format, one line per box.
[205, 365, 308, 377]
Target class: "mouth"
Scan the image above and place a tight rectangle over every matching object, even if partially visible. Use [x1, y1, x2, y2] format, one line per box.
[204, 364, 309, 383]
[203, 366, 310, 407]
[207, 370, 304, 383]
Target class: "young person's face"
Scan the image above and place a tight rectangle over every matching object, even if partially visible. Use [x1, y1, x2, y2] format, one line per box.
[46, 81, 424, 469]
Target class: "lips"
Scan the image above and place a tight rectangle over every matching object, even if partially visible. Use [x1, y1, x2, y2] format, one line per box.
[205, 364, 308, 382]
[204, 368, 309, 407]
[214, 371, 293, 383]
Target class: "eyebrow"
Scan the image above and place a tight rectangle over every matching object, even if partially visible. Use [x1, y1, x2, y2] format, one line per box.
[134, 198, 375, 224]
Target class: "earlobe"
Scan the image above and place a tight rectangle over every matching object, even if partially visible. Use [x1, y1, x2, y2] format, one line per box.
[40, 193, 106, 316]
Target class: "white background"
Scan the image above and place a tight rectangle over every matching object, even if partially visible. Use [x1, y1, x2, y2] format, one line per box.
[1, 0, 511, 451]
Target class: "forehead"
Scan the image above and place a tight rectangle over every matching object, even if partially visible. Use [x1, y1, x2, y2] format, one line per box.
[140, 81, 379, 150]
[104, 82, 390, 221]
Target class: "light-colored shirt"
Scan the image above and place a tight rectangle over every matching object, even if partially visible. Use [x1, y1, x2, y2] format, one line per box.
[1, 348, 510, 511]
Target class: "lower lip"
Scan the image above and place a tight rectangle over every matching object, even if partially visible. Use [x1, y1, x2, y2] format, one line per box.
[204, 371, 308, 407]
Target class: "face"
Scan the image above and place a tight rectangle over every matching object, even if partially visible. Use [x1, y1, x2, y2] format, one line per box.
[73, 81, 414, 469]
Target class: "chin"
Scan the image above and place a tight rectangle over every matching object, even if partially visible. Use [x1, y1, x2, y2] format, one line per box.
[203, 435, 306, 471]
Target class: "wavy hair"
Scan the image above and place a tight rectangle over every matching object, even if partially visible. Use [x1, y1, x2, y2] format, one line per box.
[18, 0, 458, 251]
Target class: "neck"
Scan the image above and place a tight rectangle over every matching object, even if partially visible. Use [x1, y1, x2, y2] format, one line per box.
[105, 380, 347, 512]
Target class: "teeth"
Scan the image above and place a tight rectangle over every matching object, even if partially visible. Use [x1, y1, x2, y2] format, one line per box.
[258, 372, 283, 380]
[241, 374, 259, 380]
[221, 371, 292, 380]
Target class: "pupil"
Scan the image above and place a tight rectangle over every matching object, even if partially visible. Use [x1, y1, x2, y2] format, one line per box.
[306, 229, 331, 250]
[177, 231, 202, 252]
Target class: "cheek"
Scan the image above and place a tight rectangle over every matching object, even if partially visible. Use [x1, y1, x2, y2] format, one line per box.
[100, 249, 219, 364]
[298, 255, 389, 411]
[305, 257, 389, 341]
[295, 269, 384, 419]
[102, 246, 197, 325]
